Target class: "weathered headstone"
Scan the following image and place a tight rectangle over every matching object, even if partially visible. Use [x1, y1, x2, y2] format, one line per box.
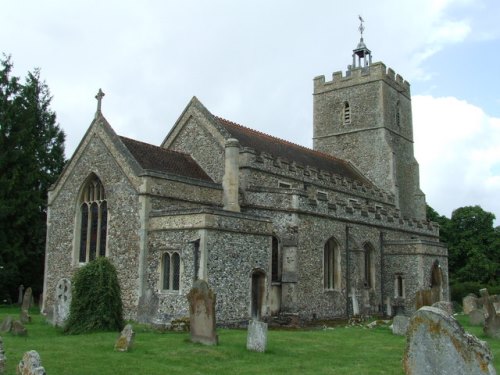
[19, 310, 31, 325]
[431, 300, 453, 315]
[469, 309, 485, 326]
[0, 317, 12, 334]
[11, 321, 27, 337]
[463, 293, 478, 315]
[53, 278, 72, 327]
[187, 279, 218, 345]
[17, 285, 24, 305]
[391, 315, 410, 336]
[21, 288, 32, 311]
[246, 320, 268, 352]
[403, 306, 496, 375]
[0, 336, 6, 375]
[16, 350, 46, 375]
[385, 297, 392, 317]
[480, 288, 500, 339]
[350, 287, 359, 316]
[114, 324, 135, 352]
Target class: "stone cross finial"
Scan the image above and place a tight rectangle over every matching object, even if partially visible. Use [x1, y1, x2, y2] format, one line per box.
[95, 89, 105, 113]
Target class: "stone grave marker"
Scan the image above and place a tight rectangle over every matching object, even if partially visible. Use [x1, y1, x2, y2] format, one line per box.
[403, 306, 496, 375]
[391, 315, 409, 336]
[17, 350, 46, 375]
[187, 279, 218, 345]
[11, 321, 27, 337]
[0, 317, 12, 334]
[385, 297, 392, 317]
[53, 278, 72, 327]
[431, 300, 453, 315]
[463, 293, 478, 315]
[469, 309, 485, 326]
[0, 336, 5, 375]
[246, 320, 268, 352]
[480, 288, 500, 339]
[20, 287, 32, 324]
[17, 285, 24, 305]
[115, 324, 135, 352]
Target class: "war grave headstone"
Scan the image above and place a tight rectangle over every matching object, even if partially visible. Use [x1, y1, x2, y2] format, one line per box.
[246, 320, 268, 352]
[115, 324, 135, 352]
[403, 306, 496, 375]
[480, 288, 500, 339]
[463, 294, 478, 315]
[52, 278, 72, 327]
[17, 350, 46, 375]
[187, 279, 218, 345]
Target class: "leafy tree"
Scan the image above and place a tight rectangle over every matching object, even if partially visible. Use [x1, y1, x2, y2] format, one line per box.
[0, 54, 65, 303]
[64, 257, 124, 334]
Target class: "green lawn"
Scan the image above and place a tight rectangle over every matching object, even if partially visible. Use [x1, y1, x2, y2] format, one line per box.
[0, 307, 498, 375]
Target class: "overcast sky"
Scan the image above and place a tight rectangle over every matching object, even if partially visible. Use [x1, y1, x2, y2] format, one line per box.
[1, 0, 499, 223]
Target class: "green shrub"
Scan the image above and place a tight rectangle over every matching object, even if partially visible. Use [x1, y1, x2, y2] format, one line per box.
[64, 257, 124, 334]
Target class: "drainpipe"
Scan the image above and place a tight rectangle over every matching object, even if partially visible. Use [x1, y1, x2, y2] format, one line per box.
[345, 225, 350, 318]
[379, 231, 385, 315]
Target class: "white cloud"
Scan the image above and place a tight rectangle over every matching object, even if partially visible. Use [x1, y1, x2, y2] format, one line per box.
[413, 95, 500, 222]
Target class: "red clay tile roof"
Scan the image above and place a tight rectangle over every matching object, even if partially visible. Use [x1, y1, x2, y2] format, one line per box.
[215, 117, 371, 185]
[120, 136, 213, 182]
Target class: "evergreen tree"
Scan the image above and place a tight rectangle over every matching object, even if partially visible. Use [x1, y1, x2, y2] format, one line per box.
[0, 55, 65, 302]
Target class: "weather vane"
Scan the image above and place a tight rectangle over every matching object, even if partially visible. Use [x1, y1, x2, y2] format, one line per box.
[358, 15, 365, 38]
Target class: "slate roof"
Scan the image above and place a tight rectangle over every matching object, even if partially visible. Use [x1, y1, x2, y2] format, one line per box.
[215, 117, 372, 185]
[120, 136, 213, 182]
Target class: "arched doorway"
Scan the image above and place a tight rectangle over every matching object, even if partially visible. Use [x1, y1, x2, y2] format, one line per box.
[251, 270, 266, 319]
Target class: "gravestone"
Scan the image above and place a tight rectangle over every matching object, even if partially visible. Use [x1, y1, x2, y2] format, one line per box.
[17, 350, 46, 375]
[403, 306, 496, 375]
[17, 285, 24, 305]
[11, 321, 27, 337]
[463, 294, 478, 315]
[385, 297, 392, 317]
[391, 315, 409, 336]
[187, 279, 218, 345]
[431, 301, 453, 315]
[480, 288, 500, 339]
[0, 317, 12, 334]
[114, 324, 135, 352]
[53, 278, 72, 327]
[0, 336, 5, 375]
[20, 288, 32, 324]
[246, 320, 268, 352]
[469, 309, 485, 326]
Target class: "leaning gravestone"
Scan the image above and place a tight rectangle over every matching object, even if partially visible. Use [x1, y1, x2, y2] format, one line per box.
[114, 324, 135, 352]
[391, 315, 410, 336]
[0, 317, 12, 334]
[187, 279, 218, 345]
[17, 350, 46, 375]
[20, 288, 32, 324]
[11, 321, 27, 337]
[247, 320, 268, 352]
[480, 288, 500, 339]
[463, 294, 479, 315]
[0, 336, 6, 375]
[403, 306, 496, 375]
[53, 278, 72, 327]
[469, 309, 486, 326]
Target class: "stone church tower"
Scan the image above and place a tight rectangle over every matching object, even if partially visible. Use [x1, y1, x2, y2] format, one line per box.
[312, 29, 426, 220]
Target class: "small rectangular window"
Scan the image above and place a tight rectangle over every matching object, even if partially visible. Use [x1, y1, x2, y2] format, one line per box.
[278, 181, 291, 188]
[317, 191, 328, 201]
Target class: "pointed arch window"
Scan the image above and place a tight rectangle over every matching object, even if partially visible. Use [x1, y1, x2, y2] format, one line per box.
[343, 102, 351, 125]
[78, 175, 107, 263]
[271, 236, 281, 282]
[363, 243, 375, 289]
[162, 251, 181, 291]
[324, 237, 341, 290]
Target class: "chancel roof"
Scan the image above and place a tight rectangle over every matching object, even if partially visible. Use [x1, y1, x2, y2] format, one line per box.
[120, 136, 213, 182]
[215, 117, 371, 185]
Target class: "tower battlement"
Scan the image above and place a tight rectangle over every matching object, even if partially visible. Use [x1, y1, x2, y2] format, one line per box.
[313, 62, 411, 97]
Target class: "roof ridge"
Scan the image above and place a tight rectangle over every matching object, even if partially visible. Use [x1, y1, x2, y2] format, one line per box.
[214, 116, 353, 168]
[119, 136, 191, 157]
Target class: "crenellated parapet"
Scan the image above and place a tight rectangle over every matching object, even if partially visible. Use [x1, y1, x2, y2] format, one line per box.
[313, 62, 411, 98]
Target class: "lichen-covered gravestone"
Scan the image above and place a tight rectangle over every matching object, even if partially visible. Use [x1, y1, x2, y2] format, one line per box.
[431, 301, 453, 315]
[403, 306, 496, 375]
[17, 350, 45, 375]
[463, 294, 479, 315]
[114, 324, 135, 352]
[246, 320, 268, 352]
[0, 317, 12, 334]
[391, 315, 410, 336]
[480, 288, 500, 339]
[187, 279, 218, 345]
[19, 287, 32, 324]
[469, 309, 485, 326]
[53, 278, 72, 327]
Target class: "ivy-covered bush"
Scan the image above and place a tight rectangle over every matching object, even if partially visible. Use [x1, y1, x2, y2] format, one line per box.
[64, 257, 124, 334]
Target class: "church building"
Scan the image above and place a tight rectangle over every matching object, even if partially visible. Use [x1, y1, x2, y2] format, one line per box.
[42, 32, 448, 325]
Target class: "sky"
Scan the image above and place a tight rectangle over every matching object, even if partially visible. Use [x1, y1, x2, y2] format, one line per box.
[1, 0, 499, 224]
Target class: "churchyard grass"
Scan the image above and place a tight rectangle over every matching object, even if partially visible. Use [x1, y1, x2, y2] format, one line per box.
[1, 307, 499, 375]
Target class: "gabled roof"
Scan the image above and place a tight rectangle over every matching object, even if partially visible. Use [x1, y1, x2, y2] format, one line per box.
[215, 117, 372, 185]
[120, 136, 213, 182]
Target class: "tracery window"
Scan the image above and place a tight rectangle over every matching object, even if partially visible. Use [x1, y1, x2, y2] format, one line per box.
[324, 237, 341, 290]
[162, 252, 181, 291]
[79, 175, 107, 263]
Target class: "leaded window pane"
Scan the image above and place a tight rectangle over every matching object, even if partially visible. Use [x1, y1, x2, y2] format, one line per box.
[79, 204, 89, 262]
[89, 202, 98, 261]
[172, 253, 180, 291]
[163, 253, 170, 290]
[99, 201, 107, 257]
